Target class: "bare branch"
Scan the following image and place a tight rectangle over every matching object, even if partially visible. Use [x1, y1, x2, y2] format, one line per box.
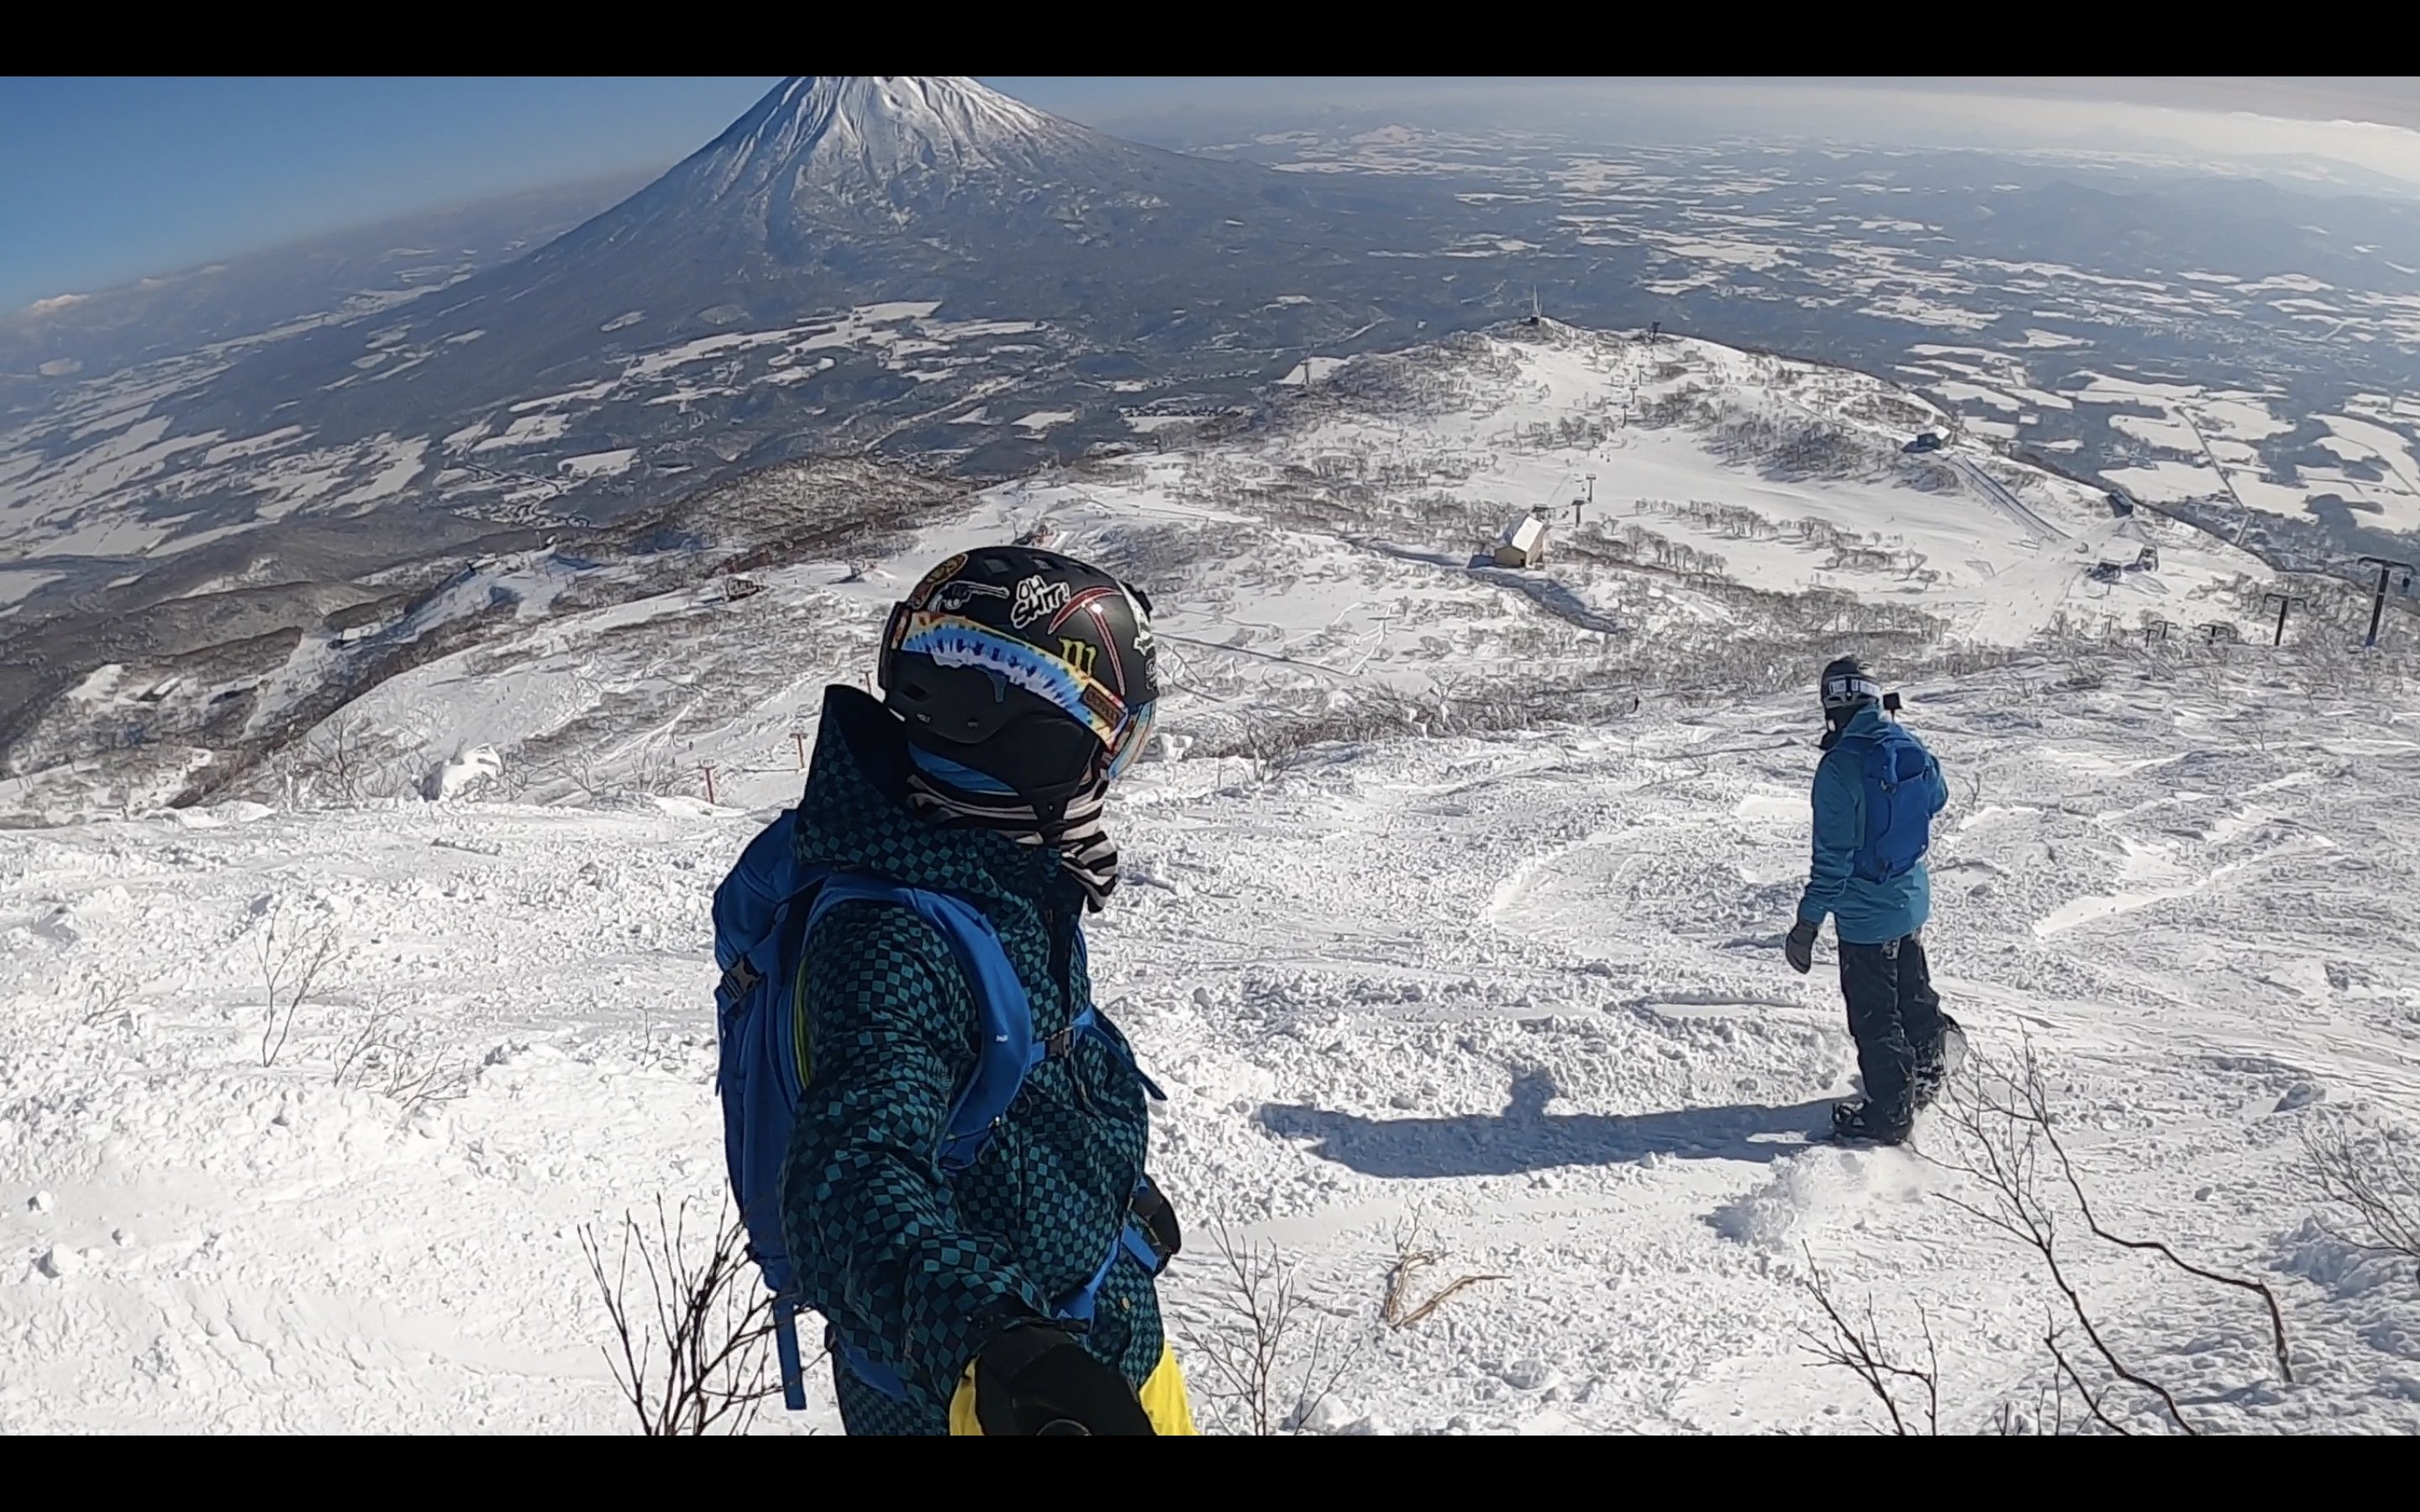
[1192, 1225, 1364, 1435]
[576, 1196, 792, 1435]
[1381, 1217, 1506, 1331]
[256, 898, 343, 1068]
[2045, 1326, 2132, 1436]
[2045, 1110, 2295, 1384]
[1797, 1247, 1939, 1435]
[2303, 1112, 2420, 1278]
[1928, 1039, 2201, 1435]
[78, 971, 137, 1029]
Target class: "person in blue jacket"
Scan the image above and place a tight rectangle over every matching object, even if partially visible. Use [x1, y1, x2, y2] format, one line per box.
[1783, 657, 1963, 1144]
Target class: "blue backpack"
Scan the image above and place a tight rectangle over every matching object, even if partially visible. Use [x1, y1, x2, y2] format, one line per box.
[712, 810, 1170, 1411]
[1842, 721, 1942, 883]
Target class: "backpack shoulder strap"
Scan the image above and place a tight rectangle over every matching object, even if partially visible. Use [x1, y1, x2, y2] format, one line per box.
[1872, 722, 1933, 785]
[798, 875, 1036, 1173]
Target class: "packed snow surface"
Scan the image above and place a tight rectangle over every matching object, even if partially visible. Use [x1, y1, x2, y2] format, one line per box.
[0, 326, 2391, 1435]
[5, 650, 2416, 1433]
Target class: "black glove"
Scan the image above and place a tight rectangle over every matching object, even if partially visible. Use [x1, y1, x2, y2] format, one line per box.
[1785, 921, 1818, 975]
[973, 1323, 1155, 1436]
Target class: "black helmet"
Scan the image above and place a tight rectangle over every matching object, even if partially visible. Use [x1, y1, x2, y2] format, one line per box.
[1819, 656, 1881, 712]
[879, 545, 1160, 806]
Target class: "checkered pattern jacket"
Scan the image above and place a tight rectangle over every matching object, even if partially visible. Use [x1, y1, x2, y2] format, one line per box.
[779, 686, 1162, 1420]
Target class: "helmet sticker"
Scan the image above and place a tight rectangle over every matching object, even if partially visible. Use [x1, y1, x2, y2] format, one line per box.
[1010, 575, 1072, 629]
[933, 579, 1010, 612]
[908, 552, 968, 609]
[1125, 586, 1155, 658]
[1044, 584, 1119, 633]
[1042, 585, 1149, 697]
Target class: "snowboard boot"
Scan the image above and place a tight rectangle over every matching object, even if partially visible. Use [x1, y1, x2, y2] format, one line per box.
[1911, 1016, 1967, 1113]
[1830, 1098, 1912, 1146]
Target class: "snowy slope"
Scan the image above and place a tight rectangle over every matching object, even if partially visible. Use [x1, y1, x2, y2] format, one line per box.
[197, 322, 2273, 827]
[11, 320, 2402, 1437]
[646, 76, 1095, 212]
[5, 649, 2417, 1433]
[1190, 324, 2268, 648]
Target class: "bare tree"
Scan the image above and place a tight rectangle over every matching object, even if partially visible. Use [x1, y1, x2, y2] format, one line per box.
[2303, 1112, 2420, 1278]
[1798, 1246, 1939, 1435]
[330, 993, 469, 1115]
[577, 1196, 791, 1436]
[380, 1053, 469, 1116]
[329, 995, 402, 1088]
[1929, 1037, 2293, 1435]
[489, 751, 535, 802]
[77, 971, 137, 1029]
[629, 737, 692, 799]
[1192, 1226, 1361, 1435]
[544, 745, 609, 805]
[1944, 764, 1989, 825]
[288, 707, 381, 807]
[256, 898, 343, 1068]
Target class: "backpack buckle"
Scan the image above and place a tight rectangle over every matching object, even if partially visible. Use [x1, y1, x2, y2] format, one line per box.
[1044, 1026, 1076, 1059]
[720, 958, 762, 1001]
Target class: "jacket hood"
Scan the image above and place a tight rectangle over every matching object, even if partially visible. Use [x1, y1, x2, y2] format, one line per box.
[792, 684, 1075, 912]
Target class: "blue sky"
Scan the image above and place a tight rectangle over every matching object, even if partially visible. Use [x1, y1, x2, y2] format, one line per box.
[0, 76, 1207, 310]
[0, 77, 787, 311]
[8, 76, 2419, 314]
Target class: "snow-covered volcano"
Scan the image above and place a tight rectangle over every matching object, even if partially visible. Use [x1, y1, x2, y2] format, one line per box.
[0, 76, 1457, 601]
[656, 75, 1118, 212]
[529, 73, 1237, 264]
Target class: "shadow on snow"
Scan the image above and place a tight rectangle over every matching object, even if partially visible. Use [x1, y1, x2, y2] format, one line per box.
[1258, 1068, 1833, 1178]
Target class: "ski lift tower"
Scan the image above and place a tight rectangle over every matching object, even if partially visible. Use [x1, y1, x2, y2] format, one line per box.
[2260, 591, 2308, 648]
[2358, 556, 2415, 648]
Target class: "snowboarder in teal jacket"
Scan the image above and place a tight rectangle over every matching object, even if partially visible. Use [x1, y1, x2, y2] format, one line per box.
[776, 546, 1194, 1435]
[1784, 657, 1962, 1143]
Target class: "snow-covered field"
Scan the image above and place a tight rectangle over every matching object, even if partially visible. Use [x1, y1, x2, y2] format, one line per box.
[10, 323, 2291, 830]
[8, 637, 2420, 1433]
[1081, 327, 2273, 650]
[8, 320, 2413, 1436]
[0, 301, 1052, 571]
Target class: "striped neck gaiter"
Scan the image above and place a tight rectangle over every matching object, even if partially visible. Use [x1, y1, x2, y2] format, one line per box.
[903, 746, 1120, 912]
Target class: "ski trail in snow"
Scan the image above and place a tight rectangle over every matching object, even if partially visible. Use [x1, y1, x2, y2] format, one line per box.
[1948, 454, 2066, 543]
[2033, 833, 2333, 934]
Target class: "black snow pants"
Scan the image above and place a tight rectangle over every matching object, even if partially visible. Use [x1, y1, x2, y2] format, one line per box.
[1837, 930, 1948, 1131]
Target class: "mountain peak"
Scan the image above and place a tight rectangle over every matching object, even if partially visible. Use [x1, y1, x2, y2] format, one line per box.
[692, 76, 1097, 202]
[780, 76, 1057, 157]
